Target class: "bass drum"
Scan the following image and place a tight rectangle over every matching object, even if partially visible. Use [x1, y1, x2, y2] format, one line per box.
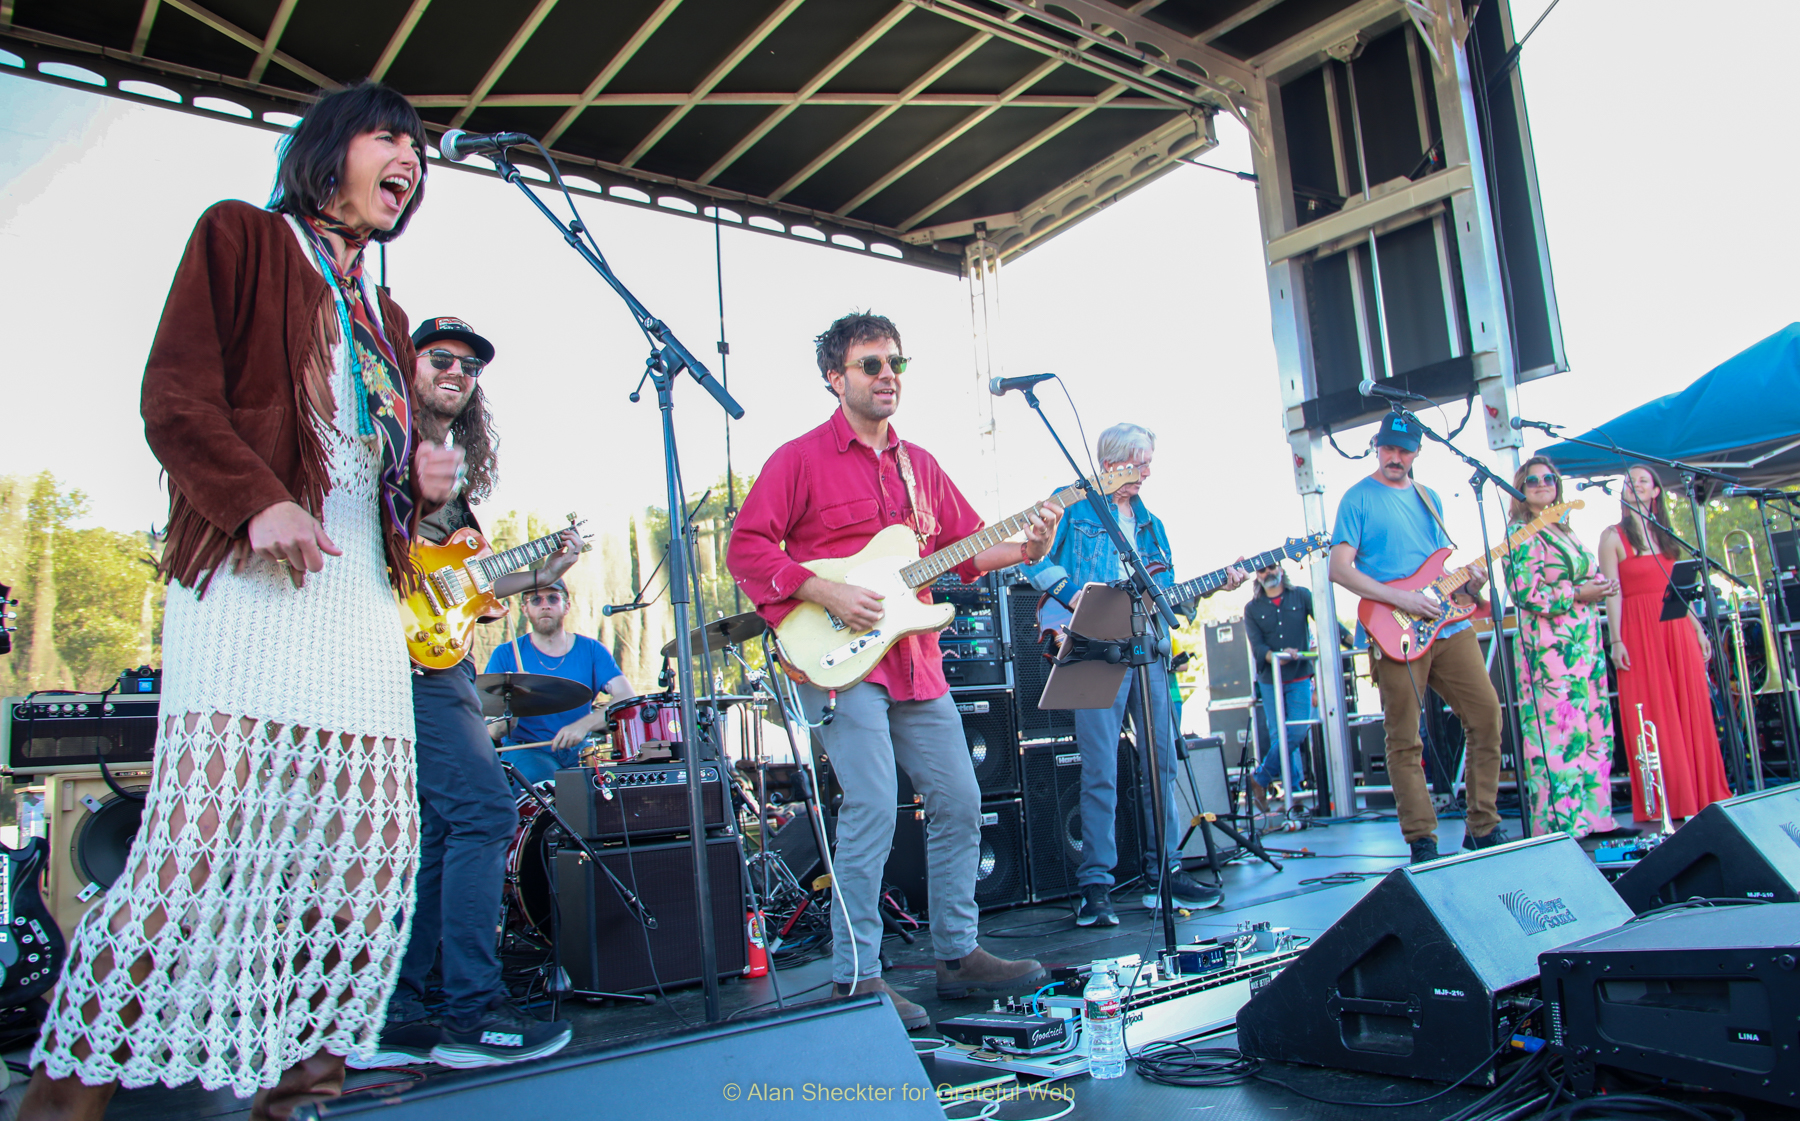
[503, 794, 558, 944]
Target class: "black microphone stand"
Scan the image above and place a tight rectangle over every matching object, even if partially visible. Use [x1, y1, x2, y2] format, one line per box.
[487, 143, 744, 1021]
[1519, 421, 1760, 792]
[1017, 384, 1183, 956]
[1380, 402, 1536, 839]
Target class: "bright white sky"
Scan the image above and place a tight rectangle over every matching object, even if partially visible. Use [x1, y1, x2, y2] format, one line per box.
[1, 1, 1796, 592]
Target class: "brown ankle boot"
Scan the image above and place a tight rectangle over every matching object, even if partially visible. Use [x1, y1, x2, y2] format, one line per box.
[935, 947, 1046, 999]
[18, 1071, 119, 1121]
[834, 977, 930, 1030]
[249, 1049, 346, 1121]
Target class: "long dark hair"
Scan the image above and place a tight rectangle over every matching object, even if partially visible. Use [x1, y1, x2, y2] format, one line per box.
[1619, 462, 1681, 559]
[449, 386, 498, 504]
[269, 81, 427, 242]
[1507, 455, 1565, 523]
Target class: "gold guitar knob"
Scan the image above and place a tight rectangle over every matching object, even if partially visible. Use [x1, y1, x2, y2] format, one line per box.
[433, 622, 447, 634]
[430, 645, 446, 657]
[448, 637, 463, 650]
[413, 631, 428, 643]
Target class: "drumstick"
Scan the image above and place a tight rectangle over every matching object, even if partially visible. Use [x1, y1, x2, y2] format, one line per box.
[495, 741, 555, 752]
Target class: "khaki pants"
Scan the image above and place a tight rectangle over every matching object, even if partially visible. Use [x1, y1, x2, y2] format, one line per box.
[1372, 626, 1503, 843]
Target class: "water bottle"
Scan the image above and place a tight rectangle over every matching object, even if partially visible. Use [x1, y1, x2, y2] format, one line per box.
[1084, 964, 1126, 1079]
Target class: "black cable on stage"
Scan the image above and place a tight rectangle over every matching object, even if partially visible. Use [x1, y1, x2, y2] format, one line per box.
[1535, 1096, 1742, 1121]
[1254, 1031, 1516, 1110]
[1131, 1041, 1260, 1087]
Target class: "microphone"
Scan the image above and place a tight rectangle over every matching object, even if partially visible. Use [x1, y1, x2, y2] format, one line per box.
[989, 373, 1057, 396]
[1358, 378, 1431, 403]
[1577, 479, 1614, 494]
[1723, 485, 1785, 498]
[1509, 415, 1559, 433]
[601, 601, 647, 617]
[439, 129, 534, 162]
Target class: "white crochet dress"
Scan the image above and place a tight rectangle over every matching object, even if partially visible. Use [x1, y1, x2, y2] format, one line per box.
[33, 229, 419, 1096]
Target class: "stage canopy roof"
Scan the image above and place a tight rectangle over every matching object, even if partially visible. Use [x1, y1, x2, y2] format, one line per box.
[1541, 324, 1800, 490]
[1, 0, 1373, 275]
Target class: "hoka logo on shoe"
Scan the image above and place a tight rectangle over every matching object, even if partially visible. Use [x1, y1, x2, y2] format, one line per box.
[480, 1031, 524, 1047]
[1498, 890, 1577, 936]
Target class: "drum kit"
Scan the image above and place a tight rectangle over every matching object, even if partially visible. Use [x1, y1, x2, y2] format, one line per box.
[478, 610, 778, 962]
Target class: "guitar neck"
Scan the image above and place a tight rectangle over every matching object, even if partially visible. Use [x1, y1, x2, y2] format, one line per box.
[471, 529, 570, 585]
[1168, 542, 1300, 605]
[899, 481, 1091, 588]
[1434, 510, 1562, 592]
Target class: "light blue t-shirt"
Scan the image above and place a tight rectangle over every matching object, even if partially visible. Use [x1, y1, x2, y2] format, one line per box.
[485, 634, 624, 746]
[1332, 474, 1471, 639]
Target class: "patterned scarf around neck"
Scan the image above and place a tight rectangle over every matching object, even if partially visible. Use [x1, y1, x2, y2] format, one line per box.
[301, 212, 416, 556]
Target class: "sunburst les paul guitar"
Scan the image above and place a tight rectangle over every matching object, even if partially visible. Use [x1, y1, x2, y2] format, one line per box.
[400, 518, 587, 670]
[1360, 499, 1582, 662]
[773, 465, 1142, 689]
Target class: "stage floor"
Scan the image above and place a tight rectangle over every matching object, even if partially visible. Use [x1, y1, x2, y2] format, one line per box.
[0, 813, 1778, 1120]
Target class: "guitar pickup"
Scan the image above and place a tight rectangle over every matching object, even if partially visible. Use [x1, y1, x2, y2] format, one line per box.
[428, 568, 466, 607]
[467, 561, 493, 595]
[821, 630, 882, 669]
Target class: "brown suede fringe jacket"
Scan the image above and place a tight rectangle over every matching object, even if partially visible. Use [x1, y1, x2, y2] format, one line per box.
[143, 201, 422, 594]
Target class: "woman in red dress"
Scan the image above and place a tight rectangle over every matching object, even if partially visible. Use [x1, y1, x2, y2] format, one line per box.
[1596, 464, 1732, 823]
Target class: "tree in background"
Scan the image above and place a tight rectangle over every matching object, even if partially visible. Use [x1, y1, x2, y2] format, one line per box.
[0, 473, 164, 696]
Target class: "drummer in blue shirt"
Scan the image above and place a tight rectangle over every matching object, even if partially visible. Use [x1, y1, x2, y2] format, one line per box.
[485, 578, 636, 784]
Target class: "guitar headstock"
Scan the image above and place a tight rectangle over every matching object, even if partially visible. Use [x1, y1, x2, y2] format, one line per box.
[1535, 499, 1584, 527]
[1087, 464, 1142, 496]
[1285, 532, 1332, 562]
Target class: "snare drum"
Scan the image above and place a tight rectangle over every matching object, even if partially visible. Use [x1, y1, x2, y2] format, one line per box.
[605, 692, 683, 761]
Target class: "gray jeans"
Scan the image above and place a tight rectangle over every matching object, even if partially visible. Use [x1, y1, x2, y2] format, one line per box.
[1071, 659, 1182, 887]
[799, 682, 981, 983]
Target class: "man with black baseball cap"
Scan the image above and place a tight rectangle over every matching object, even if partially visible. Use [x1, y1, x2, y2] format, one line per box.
[356, 317, 577, 1070]
[1327, 411, 1506, 864]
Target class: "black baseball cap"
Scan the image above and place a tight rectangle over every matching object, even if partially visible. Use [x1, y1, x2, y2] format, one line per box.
[411, 316, 495, 364]
[1375, 412, 1420, 452]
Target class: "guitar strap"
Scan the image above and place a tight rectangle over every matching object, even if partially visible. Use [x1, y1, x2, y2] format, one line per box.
[1412, 480, 1457, 548]
[893, 439, 938, 549]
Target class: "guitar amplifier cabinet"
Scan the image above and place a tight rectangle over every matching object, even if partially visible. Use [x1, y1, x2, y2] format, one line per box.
[1203, 620, 1253, 702]
[896, 691, 1020, 804]
[554, 763, 728, 841]
[43, 771, 150, 938]
[886, 798, 1028, 914]
[5, 695, 160, 775]
[1006, 583, 1074, 739]
[1021, 739, 1141, 903]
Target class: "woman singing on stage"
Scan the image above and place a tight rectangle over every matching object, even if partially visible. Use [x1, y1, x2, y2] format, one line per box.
[1503, 457, 1618, 838]
[24, 82, 460, 1120]
[1597, 464, 1732, 824]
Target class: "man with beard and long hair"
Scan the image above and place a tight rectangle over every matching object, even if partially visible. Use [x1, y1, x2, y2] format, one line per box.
[357, 317, 576, 1070]
[1243, 562, 1350, 811]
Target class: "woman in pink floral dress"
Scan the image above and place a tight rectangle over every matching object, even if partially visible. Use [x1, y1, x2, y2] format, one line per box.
[1504, 457, 1620, 837]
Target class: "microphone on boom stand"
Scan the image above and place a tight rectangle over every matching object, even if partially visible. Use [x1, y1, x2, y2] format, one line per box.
[438, 129, 535, 162]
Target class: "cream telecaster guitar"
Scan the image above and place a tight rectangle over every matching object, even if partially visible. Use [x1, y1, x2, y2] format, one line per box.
[774, 465, 1142, 689]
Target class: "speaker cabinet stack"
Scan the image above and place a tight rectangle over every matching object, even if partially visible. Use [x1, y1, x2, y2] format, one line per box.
[885, 798, 1028, 914]
[1005, 583, 1072, 740]
[1021, 739, 1142, 903]
[1612, 784, 1800, 912]
[1238, 835, 1633, 1084]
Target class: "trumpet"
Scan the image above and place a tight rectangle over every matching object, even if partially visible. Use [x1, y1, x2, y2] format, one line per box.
[1634, 702, 1674, 837]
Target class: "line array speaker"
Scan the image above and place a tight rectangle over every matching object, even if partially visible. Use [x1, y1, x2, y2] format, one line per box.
[43, 771, 149, 939]
[1612, 784, 1800, 912]
[554, 835, 747, 994]
[1238, 835, 1633, 1084]
[305, 994, 940, 1119]
[1021, 739, 1141, 903]
[1005, 583, 1073, 740]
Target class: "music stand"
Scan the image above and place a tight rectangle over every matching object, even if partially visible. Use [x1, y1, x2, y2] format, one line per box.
[1038, 584, 1134, 711]
[1661, 559, 1704, 622]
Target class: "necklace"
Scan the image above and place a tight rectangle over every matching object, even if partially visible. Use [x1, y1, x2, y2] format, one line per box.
[529, 635, 573, 671]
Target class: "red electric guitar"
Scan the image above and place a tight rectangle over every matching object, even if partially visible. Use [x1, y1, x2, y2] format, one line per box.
[1359, 499, 1582, 661]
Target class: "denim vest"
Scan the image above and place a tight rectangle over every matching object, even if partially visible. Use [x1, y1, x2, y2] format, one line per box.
[1022, 494, 1180, 632]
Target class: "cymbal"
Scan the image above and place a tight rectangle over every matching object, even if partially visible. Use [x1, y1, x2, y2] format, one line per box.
[661, 611, 767, 658]
[474, 672, 592, 719]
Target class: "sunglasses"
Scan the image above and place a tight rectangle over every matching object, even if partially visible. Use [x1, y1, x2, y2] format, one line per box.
[424, 348, 487, 377]
[1524, 473, 1559, 487]
[525, 592, 564, 606]
[847, 354, 909, 377]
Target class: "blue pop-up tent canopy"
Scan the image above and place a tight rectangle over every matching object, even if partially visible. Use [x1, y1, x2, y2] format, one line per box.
[1540, 323, 1800, 490]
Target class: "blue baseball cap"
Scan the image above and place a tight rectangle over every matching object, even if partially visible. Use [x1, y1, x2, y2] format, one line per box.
[1376, 412, 1420, 452]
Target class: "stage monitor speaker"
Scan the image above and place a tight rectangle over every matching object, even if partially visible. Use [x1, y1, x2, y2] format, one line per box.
[43, 771, 149, 938]
[303, 993, 940, 1119]
[1203, 621, 1252, 702]
[1005, 583, 1073, 740]
[885, 798, 1028, 914]
[554, 834, 747, 994]
[896, 690, 1019, 804]
[1612, 784, 1800, 913]
[1238, 835, 1632, 1084]
[1021, 739, 1141, 903]
[1541, 902, 1800, 1108]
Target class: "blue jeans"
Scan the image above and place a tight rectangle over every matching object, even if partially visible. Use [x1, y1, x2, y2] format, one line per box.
[1253, 677, 1314, 789]
[390, 660, 520, 1022]
[1072, 660, 1181, 888]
